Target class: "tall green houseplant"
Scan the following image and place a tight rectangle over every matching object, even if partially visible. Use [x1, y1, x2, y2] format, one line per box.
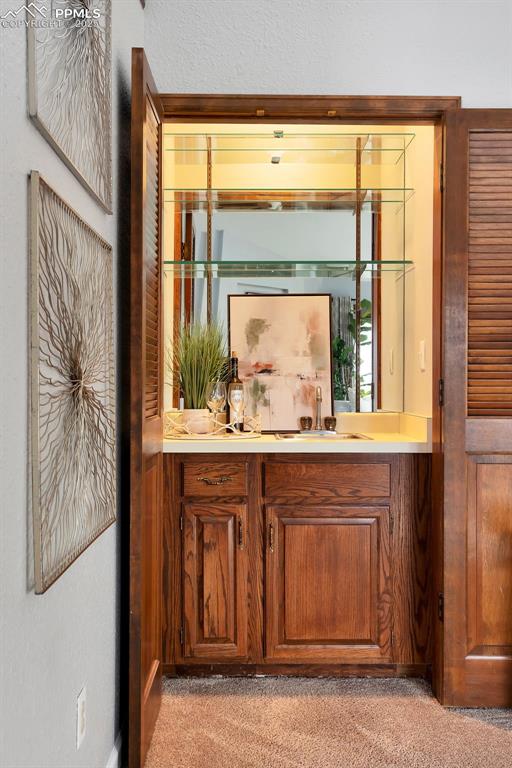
[174, 322, 227, 409]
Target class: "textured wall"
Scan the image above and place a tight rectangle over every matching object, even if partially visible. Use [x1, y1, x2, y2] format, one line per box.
[0, 2, 144, 767]
[146, 0, 511, 106]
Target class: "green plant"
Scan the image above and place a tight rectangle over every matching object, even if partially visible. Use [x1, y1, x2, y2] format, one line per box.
[332, 336, 352, 400]
[332, 298, 372, 401]
[173, 322, 227, 409]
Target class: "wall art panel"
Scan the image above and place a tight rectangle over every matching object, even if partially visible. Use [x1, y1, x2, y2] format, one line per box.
[28, 0, 112, 211]
[30, 172, 115, 592]
[228, 293, 333, 431]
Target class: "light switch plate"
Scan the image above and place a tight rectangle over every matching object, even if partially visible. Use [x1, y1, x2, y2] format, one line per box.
[419, 340, 426, 372]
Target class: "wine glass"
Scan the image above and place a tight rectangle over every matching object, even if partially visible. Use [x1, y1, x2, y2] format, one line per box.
[206, 381, 227, 427]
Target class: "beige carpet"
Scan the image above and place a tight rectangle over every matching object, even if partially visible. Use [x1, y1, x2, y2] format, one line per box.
[145, 677, 512, 768]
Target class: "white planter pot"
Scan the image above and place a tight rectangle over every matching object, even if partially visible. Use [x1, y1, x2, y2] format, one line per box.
[334, 399, 351, 413]
[182, 408, 212, 434]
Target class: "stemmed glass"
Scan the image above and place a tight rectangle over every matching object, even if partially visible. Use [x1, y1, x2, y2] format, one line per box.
[206, 381, 227, 430]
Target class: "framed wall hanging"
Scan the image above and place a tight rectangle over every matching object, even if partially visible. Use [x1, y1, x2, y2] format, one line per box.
[29, 171, 115, 592]
[228, 293, 333, 431]
[28, 1, 113, 212]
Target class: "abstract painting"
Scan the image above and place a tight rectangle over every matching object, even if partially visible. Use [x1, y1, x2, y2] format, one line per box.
[228, 294, 332, 431]
[28, 0, 112, 212]
[30, 172, 115, 592]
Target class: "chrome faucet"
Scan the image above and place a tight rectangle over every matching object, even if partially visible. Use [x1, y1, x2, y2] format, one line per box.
[315, 386, 322, 430]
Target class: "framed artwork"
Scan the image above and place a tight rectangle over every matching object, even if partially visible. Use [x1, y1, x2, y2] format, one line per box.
[28, 1, 112, 212]
[30, 172, 115, 593]
[228, 294, 333, 432]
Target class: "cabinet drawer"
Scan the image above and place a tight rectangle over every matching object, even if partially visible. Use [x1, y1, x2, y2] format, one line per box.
[264, 461, 391, 499]
[182, 461, 248, 496]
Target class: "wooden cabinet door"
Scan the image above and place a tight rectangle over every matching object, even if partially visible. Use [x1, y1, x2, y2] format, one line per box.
[182, 503, 248, 660]
[129, 49, 163, 768]
[265, 506, 391, 663]
[443, 108, 512, 706]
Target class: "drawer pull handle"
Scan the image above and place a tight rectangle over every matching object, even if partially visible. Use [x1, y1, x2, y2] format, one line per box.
[196, 475, 233, 486]
[238, 517, 244, 548]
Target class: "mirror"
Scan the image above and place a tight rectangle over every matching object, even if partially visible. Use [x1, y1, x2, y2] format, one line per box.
[173, 208, 404, 414]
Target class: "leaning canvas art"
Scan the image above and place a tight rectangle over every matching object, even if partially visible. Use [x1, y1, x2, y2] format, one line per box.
[28, 0, 112, 212]
[228, 294, 333, 431]
[30, 172, 115, 592]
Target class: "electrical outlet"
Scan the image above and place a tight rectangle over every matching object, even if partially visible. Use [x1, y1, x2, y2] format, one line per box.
[76, 686, 86, 750]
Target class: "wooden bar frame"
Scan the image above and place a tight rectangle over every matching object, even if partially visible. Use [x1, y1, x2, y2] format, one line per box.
[155, 92, 460, 713]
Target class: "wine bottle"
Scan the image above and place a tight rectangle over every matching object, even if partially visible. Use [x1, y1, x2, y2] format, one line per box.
[227, 352, 244, 432]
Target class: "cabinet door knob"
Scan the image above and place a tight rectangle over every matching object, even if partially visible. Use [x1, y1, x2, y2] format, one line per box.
[196, 475, 233, 486]
[238, 517, 244, 548]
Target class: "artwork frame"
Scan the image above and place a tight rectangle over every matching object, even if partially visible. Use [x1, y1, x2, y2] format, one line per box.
[228, 293, 333, 432]
[27, 1, 113, 213]
[29, 172, 115, 593]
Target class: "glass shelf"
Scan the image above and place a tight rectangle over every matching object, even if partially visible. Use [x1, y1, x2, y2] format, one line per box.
[163, 188, 414, 211]
[163, 259, 412, 279]
[163, 131, 415, 165]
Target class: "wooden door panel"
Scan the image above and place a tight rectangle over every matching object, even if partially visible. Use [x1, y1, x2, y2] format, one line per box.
[183, 502, 248, 660]
[265, 506, 391, 662]
[283, 522, 373, 642]
[444, 108, 512, 707]
[129, 48, 163, 768]
[467, 459, 512, 655]
[141, 456, 162, 686]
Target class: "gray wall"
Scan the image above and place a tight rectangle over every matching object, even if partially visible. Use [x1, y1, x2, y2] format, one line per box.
[0, 2, 144, 767]
[0, 1, 511, 767]
[146, 0, 511, 106]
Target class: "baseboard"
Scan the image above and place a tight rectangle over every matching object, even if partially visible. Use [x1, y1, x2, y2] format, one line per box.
[106, 733, 122, 768]
[165, 662, 430, 679]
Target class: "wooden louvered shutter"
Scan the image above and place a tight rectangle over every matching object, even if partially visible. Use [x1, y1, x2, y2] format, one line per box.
[467, 130, 512, 416]
[129, 49, 163, 768]
[443, 109, 512, 708]
[144, 103, 161, 418]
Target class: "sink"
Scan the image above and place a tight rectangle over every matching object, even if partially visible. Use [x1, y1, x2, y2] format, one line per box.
[274, 431, 372, 441]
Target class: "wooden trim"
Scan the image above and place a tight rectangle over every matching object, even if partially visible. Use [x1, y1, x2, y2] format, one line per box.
[166, 663, 430, 679]
[159, 94, 461, 122]
[430, 121, 444, 699]
[466, 419, 512, 453]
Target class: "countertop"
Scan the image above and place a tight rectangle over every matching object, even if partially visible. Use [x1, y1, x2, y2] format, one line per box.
[163, 431, 431, 454]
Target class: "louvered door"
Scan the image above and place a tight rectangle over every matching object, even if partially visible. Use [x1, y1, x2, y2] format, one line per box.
[443, 109, 512, 706]
[129, 49, 163, 768]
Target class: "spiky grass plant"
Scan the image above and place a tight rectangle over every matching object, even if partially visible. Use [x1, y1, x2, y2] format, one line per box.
[174, 323, 227, 409]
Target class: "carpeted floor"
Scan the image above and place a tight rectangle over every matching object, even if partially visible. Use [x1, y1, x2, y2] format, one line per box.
[145, 677, 512, 768]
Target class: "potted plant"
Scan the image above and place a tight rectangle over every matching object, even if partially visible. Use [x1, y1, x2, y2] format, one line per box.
[173, 322, 227, 433]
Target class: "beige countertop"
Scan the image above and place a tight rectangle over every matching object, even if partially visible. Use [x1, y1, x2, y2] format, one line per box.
[162, 412, 432, 454]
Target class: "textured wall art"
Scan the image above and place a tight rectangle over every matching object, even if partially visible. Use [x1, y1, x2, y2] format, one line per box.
[28, 1, 112, 212]
[30, 172, 115, 592]
[228, 294, 333, 431]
